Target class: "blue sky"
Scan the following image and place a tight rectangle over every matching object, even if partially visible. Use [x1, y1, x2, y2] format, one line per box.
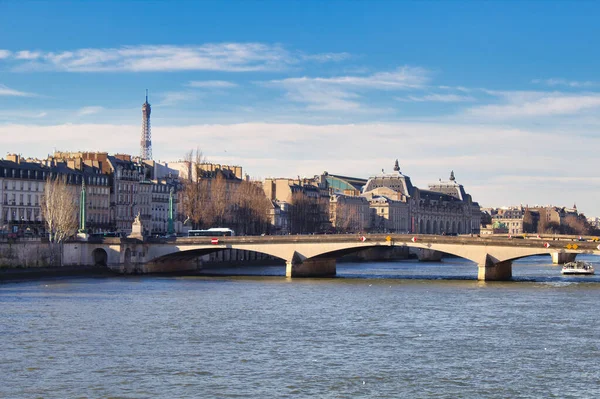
[1, 1, 600, 215]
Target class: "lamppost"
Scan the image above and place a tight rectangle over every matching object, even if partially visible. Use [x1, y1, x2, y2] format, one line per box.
[79, 179, 86, 233]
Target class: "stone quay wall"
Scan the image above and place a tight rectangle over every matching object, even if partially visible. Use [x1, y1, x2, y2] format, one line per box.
[0, 241, 55, 268]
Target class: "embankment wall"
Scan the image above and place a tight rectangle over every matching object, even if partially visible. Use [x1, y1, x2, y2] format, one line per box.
[0, 241, 55, 268]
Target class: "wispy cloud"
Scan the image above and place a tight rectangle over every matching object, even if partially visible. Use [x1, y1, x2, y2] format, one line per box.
[266, 66, 429, 111]
[156, 91, 198, 107]
[187, 80, 238, 88]
[0, 50, 11, 59]
[0, 43, 349, 73]
[278, 66, 429, 89]
[0, 84, 36, 97]
[532, 78, 599, 88]
[77, 106, 104, 116]
[0, 110, 47, 120]
[397, 94, 475, 102]
[300, 52, 352, 63]
[465, 91, 600, 118]
[15, 50, 42, 60]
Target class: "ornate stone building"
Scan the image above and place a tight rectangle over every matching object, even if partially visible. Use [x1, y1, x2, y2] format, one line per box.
[334, 160, 481, 235]
[0, 155, 47, 235]
[0, 154, 110, 236]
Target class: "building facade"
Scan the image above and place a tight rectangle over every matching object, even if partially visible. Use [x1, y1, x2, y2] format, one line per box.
[329, 193, 371, 233]
[326, 160, 481, 235]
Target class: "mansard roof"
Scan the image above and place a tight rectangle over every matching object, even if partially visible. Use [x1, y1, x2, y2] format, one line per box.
[107, 155, 137, 170]
[363, 169, 415, 197]
[418, 189, 463, 203]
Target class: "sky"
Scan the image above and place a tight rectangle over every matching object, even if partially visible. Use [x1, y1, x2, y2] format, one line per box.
[1, 1, 599, 215]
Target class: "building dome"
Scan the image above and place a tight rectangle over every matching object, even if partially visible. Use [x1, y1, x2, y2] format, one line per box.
[363, 160, 414, 197]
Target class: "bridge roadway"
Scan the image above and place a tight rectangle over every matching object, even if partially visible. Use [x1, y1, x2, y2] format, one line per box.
[63, 233, 600, 281]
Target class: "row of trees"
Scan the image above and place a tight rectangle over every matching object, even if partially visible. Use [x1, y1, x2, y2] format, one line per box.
[288, 191, 329, 234]
[179, 148, 272, 235]
[523, 209, 598, 235]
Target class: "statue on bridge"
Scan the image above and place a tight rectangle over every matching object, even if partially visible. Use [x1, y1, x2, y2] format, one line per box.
[128, 211, 144, 240]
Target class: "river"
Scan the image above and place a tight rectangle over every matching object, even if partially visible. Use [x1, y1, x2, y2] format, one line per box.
[1, 255, 599, 398]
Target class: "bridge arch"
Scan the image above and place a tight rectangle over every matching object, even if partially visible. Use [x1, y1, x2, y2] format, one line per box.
[92, 248, 108, 267]
[149, 247, 287, 266]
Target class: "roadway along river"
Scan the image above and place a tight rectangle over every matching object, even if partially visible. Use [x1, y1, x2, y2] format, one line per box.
[1, 255, 599, 398]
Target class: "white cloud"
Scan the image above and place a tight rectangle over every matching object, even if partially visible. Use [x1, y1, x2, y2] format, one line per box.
[465, 91, 600, 118]
[15, 50, 42, 60]
[532, 78, 598, 88]
[397, 94, 475, 102]
[3, 120, 600, 216]
[1, 43, 349, 72]
[277, 66, 429, 89]
[0, 50, 11, 59]
[266, 66, 429, 111]
[77, 106, 104, 116]
[0, 110, 47, 120]
[187, 80, 238, 88]
[156, 91, 198, 107]
[0, 84, 35, 97]
[300, 52, 352, 63]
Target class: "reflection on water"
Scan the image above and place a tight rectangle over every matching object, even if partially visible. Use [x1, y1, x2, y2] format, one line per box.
[200, 254, 600, 283]
[1, 255, 600, 398]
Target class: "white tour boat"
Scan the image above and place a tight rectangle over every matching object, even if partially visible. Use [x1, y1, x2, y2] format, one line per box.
[561, 261, 595, 275]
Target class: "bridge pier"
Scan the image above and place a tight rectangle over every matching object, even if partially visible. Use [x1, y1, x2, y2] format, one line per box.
[551, 252, 576, 265]
[286, 257, 336, 278]
[478, 260, 512, 281]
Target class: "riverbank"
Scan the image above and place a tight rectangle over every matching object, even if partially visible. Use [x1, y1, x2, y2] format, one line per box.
[0, 266, 117, 282]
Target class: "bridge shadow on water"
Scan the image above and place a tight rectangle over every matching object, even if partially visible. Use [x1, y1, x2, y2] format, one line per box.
[194, 255, 600, 285]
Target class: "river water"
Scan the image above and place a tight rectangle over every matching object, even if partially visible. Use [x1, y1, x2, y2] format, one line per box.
[1, 255, 599, 398]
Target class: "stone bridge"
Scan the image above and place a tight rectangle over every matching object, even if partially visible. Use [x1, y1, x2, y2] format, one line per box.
[62, 234, 600, 281]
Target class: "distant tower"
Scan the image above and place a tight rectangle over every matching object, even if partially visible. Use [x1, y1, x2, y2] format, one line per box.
[393, 159, 400, 173]
[140, 89, 152, 160]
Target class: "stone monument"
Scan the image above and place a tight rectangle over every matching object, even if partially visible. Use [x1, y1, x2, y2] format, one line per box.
[128, 212, 144, 239]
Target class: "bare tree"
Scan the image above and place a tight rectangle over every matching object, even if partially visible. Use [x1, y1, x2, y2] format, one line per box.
[42, 176, 79, 243]
[232, 180, 271, 235]
[289, 191, 323, 234]
[522, 209, 534, 233]
[179, 148, 210, 229]
[41, 176, 78, 266]
[563, 214, 591, 235]
[210, 173, 231, 227]
[181, 179, 210, 229]
[334, 201, 359, 233]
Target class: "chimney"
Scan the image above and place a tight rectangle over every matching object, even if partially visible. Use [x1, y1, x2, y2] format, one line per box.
[7, 154, 20, 164]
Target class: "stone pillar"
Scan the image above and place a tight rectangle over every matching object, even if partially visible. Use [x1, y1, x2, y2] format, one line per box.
[551, 252, 576, 264]
[478, 260, 512, 281]
[285, 257, 336, 278]
[416, 248, 443, 262]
